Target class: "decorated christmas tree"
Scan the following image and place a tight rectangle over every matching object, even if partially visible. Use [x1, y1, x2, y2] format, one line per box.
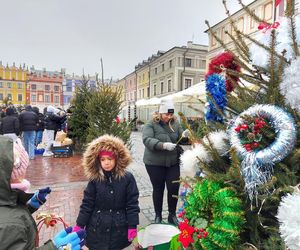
[177, 1, 300, 249]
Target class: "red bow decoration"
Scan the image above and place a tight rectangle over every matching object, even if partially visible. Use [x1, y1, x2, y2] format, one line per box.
[258, 21, 280, 33]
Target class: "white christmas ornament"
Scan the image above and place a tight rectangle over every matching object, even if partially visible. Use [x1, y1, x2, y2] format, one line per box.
[180, 131, 229, 178]
[280, 57, 300, 113]
[277, 190, 300, 250]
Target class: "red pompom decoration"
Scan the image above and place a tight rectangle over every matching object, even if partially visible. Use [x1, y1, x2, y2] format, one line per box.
[206, 52, 241, 92]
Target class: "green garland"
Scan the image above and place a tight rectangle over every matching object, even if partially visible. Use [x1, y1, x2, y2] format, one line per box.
[184, 179, 245, 250]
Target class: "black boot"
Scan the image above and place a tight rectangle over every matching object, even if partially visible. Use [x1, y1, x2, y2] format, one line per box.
[154, 214, 162, 223]
[168, 213, 179, 226]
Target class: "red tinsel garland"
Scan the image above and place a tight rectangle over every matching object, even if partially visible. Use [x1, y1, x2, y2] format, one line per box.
[206, 52, 241, 92]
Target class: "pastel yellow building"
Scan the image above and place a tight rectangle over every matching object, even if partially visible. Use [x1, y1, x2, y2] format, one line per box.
[136, 65, 150, 100]
[0, 62, 27, 105]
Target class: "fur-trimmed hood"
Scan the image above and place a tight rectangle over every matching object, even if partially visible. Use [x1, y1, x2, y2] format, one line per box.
[82, 135, 132, 181]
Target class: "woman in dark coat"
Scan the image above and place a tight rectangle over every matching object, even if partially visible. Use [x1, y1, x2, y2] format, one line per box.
[142, 100, 189, 226]
[0, 106, 20, 141]
[75, 135, 140, 250]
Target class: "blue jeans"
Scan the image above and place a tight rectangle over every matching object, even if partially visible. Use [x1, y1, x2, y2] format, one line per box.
[23, 131, 36, 159]
[35, 130, 43, 146]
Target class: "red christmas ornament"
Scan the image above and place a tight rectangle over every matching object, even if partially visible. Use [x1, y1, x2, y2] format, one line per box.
[235, 126, 241, 132]
[115, 116, 121, 124]
[206, 52, 241, 92]
[241, 124, 249, 130]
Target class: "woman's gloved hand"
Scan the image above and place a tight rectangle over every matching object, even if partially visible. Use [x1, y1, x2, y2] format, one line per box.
[163, 142, 176, 151]
[54, 227, 86, 250]
[128, 228, 137, 241]
[182, 129, 191, 138]
[27, 187, 51, 209]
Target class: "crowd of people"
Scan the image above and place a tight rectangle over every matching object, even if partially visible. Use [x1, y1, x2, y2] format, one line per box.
[0, 104, 67, 159]
[0, 99, 190, 249]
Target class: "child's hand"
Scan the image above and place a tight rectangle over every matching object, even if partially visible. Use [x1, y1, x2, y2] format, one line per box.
[128, 228, 137, 241]
[72, 225, 83, 233]
[27, 187, 51, 209]
[53, 227, 86, 250]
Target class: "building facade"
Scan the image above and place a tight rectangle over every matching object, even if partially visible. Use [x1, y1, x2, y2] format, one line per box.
[26, 67, 65, 110]
[206, 0, 295, 65]
[62, 74, 96, 109]
[148, 42, 208, 98]
[0, 62, 27, 106]
[124, 72, 137, 121]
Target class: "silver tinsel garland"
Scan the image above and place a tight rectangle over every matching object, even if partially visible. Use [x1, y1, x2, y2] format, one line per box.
[229, 104, 297, 201]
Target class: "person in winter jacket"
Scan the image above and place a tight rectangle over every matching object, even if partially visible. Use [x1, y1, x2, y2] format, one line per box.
[32, 107, 45, 146]
[142, 100, 189, 226]
[0, 135, 86, 250]
[74, 134, 140, 250]
[43, 105, 66, 157]
[19, 105, 38, 160]
[0, 106, 20, 141]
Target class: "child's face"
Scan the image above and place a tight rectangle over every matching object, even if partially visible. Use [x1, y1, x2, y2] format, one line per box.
[100, 155, 116, 171]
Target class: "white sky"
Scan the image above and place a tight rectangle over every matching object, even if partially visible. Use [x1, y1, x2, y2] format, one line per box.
[0, 0, 252, 79]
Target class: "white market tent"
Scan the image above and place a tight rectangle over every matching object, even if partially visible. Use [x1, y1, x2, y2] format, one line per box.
[136, 82, 206, 122]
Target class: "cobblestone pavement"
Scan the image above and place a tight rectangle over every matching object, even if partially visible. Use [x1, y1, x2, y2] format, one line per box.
[27, 132, 175, 249]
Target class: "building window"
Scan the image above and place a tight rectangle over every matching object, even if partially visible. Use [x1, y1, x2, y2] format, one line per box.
[139, 76, 141, 83]
[142, 88, 144, 98]
[237, 17, 244, 32]
[31, 94, 36, 102]
[66, 85, 72, 92]
[160, 82, 164, 94]
[17, 83, 22, 89]
[45, 85, 50, 91]
[54, 86, 59, 92]
[31, 84, 36, 90]
[200, 60, 206, 69]
[155, 68, 157, 74]
[0, 93, 3, 100]
[264, 2, 273, 21]
[54, 96, 59, 103]
[139, 90, 141, 99]
[250, 8, 257, 29]
[154, 85, 157, 96]
[7, 94, 12, 101]
[162, 64, 165, 72]
[18, 94, 22, 102]
[7, 82, 12, 89]
[45, 95, 50, 103]
[185, 58, 192, 67]
[147, 87, 150, 97]
[211, 33, 217, 46]
[0, 82, 3, 88]
[184, 78, 192, 89]
[168, 79, 172, 92]
[169, 60, 172, 68]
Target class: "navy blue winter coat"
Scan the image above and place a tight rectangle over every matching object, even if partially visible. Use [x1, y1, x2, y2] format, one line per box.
[76, 135, 140, 250]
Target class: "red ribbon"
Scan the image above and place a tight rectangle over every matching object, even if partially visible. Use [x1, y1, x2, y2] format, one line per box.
[258, 21, 280, 33]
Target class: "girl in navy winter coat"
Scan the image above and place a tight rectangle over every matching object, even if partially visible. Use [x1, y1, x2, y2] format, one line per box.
[74, 134, 140, 250]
